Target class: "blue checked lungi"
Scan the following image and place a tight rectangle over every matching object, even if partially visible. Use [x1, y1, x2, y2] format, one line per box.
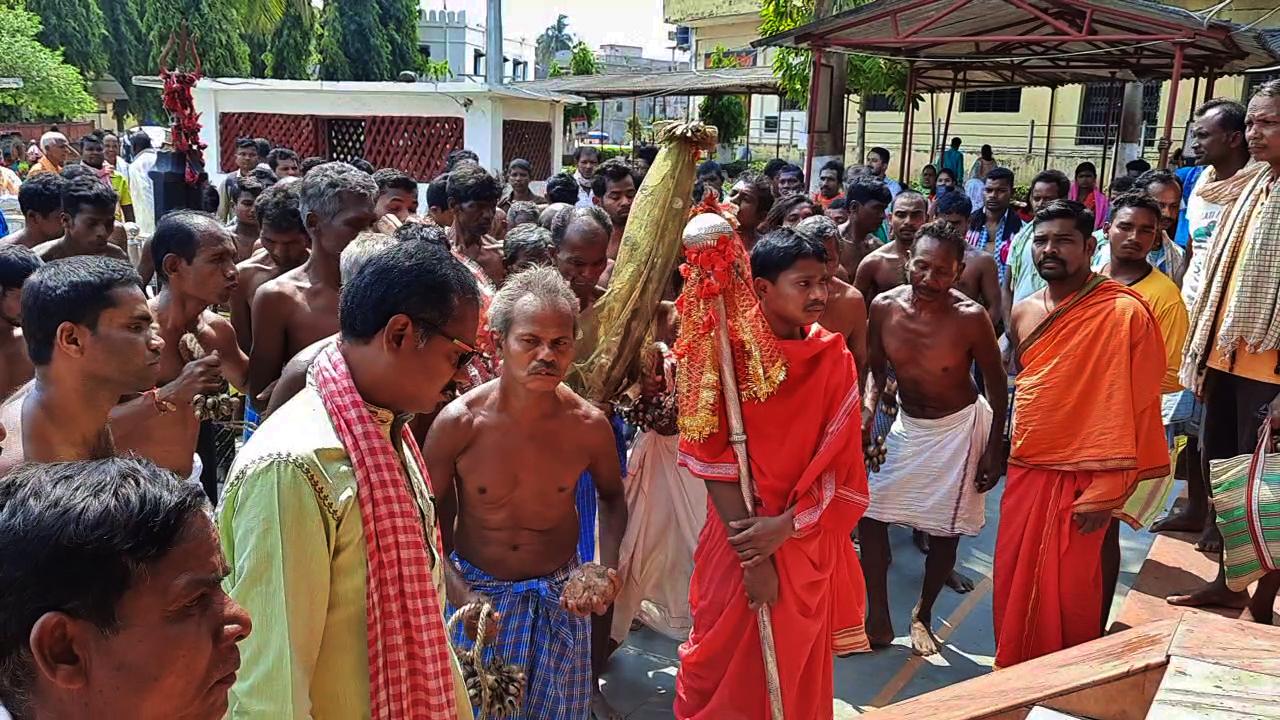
[241, 401, 259, 443]
[574, 413, 627, 563]
[448, 553, 592, 720]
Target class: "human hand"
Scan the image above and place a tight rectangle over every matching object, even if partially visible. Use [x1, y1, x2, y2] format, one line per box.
[166, 353, 224, 405]
[560, 563, 620, 617]
[458, 600, 500, 642]
[975, 443, 1005, 493]
[729, 510, 794, 569]
[1073, 508, 1111, 535]
[743, 562, 779, 611]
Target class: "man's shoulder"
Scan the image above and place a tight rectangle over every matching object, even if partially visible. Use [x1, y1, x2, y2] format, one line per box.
[101, 244, 129, 261]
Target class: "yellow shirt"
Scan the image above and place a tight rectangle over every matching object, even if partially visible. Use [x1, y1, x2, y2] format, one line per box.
[1132, 269, 1189, 394]
[218, 384, 470, 719]
[1206, 184, 1280, 384]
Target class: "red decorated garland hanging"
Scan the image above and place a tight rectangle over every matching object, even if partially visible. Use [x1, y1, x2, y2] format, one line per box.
[158, 24, 206, 185]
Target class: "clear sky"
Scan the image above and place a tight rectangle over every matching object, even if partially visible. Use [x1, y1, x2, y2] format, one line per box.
[430, 0, 690, 62]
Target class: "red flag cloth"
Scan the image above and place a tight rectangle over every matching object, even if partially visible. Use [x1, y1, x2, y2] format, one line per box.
[994, 276, 1168, 668]
[311, 344, 459, 720]
[674, 327, 870, 720]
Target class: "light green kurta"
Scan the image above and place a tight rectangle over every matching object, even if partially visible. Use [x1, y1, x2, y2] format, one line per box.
[217, 384, 470, 719]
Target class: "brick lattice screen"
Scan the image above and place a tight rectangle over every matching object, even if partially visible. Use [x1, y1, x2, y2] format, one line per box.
[502, 120, 554, 179]
[218, 113, 463, 180]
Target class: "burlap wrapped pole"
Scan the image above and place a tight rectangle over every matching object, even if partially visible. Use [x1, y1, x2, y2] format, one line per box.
[565, 121, 718, 403]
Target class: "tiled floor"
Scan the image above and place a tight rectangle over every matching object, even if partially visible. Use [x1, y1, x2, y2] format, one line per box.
[599, 481, 1168, 717]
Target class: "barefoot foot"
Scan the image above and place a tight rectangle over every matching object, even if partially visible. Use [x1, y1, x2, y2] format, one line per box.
[1196, 523, 1224, 554]
[909, 614, 941, 656]
[1167, 581, 1249, 609]
[1150, 508, 1206, 534]
[591, 688, 623, 720]
[946, 569, 975, 594]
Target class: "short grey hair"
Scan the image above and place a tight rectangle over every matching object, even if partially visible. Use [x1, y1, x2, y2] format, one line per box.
[39, 131, 67, 151]
[298, 161, 377, 225]
[488, 265, 578, 338]
[550, 205, 611, 249]
[794, 215, 840, 245]
[339, 231, 396, 283]
[1255, 79, 1280, 99]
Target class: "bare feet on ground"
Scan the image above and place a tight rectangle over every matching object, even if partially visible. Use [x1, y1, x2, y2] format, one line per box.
[1167, 580, 1249, 609]
[1196, 523, 1223, 554]
[866, 611, 895, 648]
[909, 608, 942, 656]
[1150, 508, 1206, 534]
[591, 688, 623, 720]
[946, 569, 975, 594]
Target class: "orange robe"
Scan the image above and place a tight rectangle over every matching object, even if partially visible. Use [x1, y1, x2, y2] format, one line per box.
[994, 275, 1168, 668]
[675, 327, 870, 720]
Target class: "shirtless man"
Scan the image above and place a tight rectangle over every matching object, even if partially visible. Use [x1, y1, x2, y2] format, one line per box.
[2, 173, 65, 249]
[425, 266, 627, 719]
[0, 257, 164, 477]
[727, 172, 774, 250]
[33, 176, 130, 262]
[551, 205, 612, 313]
[0, 245, 42, 397]
[592, 159, 637, 287]
[228, 174, 266, 262]
[840, 177, 892, 275]
[371, 168, 419, 232]
[447, 163, 506, 285]
[114, 211, 246, 490]
[935, 191, 1002, 324]
[229, 181, 311, 353]
[854, 190, 928, 305]
[795, 216, 868, 389]
[246, 162, 376, 403]
[860, 220, 1007, 654]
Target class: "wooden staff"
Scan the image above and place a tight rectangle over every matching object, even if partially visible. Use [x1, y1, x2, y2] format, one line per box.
[709, 293, 786, 719]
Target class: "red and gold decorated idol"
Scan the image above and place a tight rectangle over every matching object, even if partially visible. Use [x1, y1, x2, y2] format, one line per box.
[673, 197, 871, 720]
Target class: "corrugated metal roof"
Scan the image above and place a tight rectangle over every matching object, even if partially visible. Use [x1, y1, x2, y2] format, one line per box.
[755, 0, 1280, 91]
[511, 66, 780, 99]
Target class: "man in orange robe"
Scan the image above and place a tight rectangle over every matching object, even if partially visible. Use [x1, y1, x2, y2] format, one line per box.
[998, 199, 1168, 668]
[675, 227, 870, 720]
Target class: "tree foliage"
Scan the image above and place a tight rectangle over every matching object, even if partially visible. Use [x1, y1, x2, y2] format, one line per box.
[378, 0, 421, 76]
[24, 0, 108, 78]
[535, 14, 574, 78]
[698, 47, 747, 146]
[421, 59, 453, 82]
[759, 0, 907, 107]
[564, 42, 598, 131]
[317, 0, 391, 81]
[144, 0, 251, 77]
[0, 4, 98, 121]
[265, 0, 316, 79]
[98, 0, 147, 108]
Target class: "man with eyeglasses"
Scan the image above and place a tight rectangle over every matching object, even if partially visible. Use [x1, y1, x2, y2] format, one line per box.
[218, 238, 486, 720]
[424, 265, 628, 720]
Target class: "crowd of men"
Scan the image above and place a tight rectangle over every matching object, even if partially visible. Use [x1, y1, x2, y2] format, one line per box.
[0, 78, 1277, 720]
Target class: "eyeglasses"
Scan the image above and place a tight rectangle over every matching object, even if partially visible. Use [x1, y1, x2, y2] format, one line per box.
[423, 322, 478, 370]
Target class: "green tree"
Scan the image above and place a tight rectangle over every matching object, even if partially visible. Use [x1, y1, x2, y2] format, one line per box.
[421, 59, 452, 82]
[547, 60, 564, 78]
[698, 47, 747, 146]
[378, 0, 420, 75]
[98, 0, 147, 117]
[24, 0, 108, 78]
[317, 0, 391, 81]
[535, 14, 573, 78]
[0, 4, 98, 121]
[563, 42, 598, 131]
[264, 0, 316, 80]
[144, 0, 251, 77]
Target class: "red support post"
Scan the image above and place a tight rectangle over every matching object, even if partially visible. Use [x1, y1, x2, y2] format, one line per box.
[805, 49, 824, 183]
[1159, 44, 1184, 168]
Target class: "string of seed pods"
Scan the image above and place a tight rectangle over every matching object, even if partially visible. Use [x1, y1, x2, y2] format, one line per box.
[865, 394, 898, 473]
[447, 602, 526, 720]
[179, 333, 238, 422]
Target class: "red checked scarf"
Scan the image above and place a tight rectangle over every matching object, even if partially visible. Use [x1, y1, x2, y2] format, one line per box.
[311, 343, 459, 720]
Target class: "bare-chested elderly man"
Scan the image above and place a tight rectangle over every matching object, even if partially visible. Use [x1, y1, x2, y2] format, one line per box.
[425, 266, 628, 719]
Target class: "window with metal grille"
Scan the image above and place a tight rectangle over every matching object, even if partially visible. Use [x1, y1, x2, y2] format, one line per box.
[960, 88, 1022, 113]
[862, 93, 896, 112]
[1075, 82, 1161, 146]
[780, 96, 802, 112]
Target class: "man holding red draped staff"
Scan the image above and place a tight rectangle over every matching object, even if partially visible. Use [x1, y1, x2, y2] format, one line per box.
[997, 199, 1168, 668]
[675, 220, 870, 719]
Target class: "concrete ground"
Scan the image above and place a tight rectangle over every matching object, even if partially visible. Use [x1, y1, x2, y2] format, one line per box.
[599, 480, 1169, 718]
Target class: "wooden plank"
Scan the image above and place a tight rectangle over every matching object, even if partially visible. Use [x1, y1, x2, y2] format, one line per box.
[1112, 533, 1246, 631]
[858, 620, 1179, 720]
[1146, 656, 1280, 719]
[1040, 670, 1164, 720]
[1167, 613, 1280, 678]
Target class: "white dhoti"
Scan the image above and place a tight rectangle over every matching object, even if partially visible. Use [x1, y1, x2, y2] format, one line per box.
[610, 430, 706, 644]
[865, 395, 992, 537]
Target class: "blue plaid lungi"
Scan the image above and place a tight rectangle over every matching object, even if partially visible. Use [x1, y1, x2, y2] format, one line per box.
[448, 553, 592, 720]
[574, 414, 627, 563]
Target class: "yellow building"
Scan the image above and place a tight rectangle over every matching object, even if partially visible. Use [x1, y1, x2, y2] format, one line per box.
[666, 0, 1279, 183]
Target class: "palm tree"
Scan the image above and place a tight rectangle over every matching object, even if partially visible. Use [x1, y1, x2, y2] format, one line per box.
[535, 14, 574, 78]
[231, 0, 313, 37]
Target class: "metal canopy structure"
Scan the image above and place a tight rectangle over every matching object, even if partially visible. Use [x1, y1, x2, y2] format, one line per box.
[755, 0, 1280, 170]
[513, 66, 780, 100]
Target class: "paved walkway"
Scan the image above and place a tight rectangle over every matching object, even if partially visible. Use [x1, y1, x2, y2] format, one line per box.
[600, 481, 1168, 717]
